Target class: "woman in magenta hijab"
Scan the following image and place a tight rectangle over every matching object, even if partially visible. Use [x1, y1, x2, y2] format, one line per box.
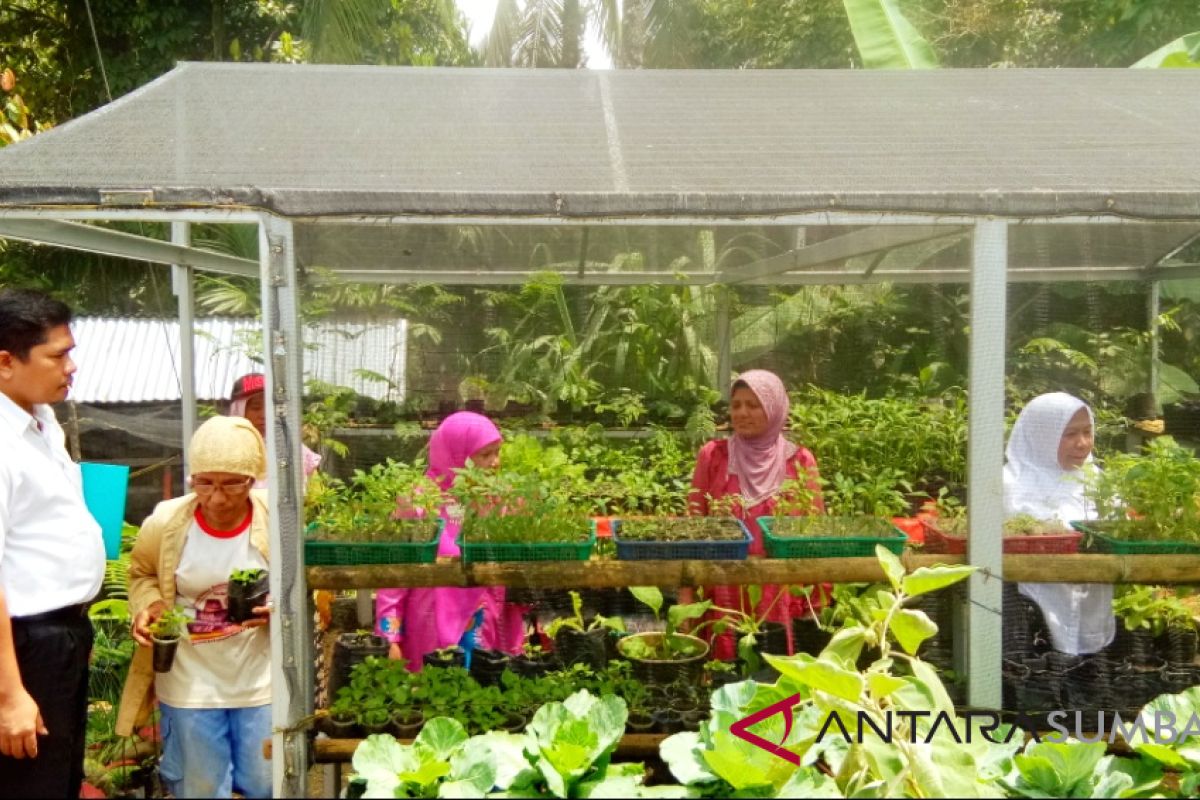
[374, 412, 525, 670]
[688, 369, 825, 660]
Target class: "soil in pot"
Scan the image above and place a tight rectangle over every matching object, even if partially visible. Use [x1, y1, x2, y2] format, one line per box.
[360, 712, 391, 736]
[227, 571, 269, 624]
[555, 627, 608, 671]
[390, 709, 425, 739]
[151, 636, 180, 673]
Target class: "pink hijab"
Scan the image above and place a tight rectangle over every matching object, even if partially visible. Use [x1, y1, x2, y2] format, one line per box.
[427, 412, 502, 490]
[727, 369, 798, 507]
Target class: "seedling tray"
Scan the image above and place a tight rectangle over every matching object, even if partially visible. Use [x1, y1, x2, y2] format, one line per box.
[611, 517, 751, 561]
[304, 519, 442, 566]
[921, 520, 1082, 555]
[1071, 521, 1200, 555]
[457, 521, 596, 564]
[758, 516, 907, 559]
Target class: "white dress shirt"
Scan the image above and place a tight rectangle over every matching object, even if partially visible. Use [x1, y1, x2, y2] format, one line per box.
[0, 391, 105, 617]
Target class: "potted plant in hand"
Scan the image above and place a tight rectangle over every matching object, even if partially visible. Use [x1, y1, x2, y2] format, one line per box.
[227, 567, 269, 623]
[545, 590, 625, 670]
[149, 605, 189, 673]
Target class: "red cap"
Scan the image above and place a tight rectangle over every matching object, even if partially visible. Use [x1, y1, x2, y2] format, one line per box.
[231, 373, 266, 400]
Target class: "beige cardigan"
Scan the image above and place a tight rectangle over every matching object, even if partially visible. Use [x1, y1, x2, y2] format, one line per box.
[116, 491, 270, 736]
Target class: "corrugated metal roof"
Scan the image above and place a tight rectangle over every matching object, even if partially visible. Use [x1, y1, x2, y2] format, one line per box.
[69, 317, 406, 404]
[1, 64, 1200, 218]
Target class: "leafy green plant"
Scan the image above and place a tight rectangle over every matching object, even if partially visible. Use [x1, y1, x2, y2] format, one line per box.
[543, 591, 625, 639]
[620, 587, 711, 660]
[1114, 585, 1195, 637]
[452, 466, 590, 545]
[148, 605, 188, 641]
[1085, 436, 1200, 542]
[229, 567, 266, 585]
[306, 459, 442, 543]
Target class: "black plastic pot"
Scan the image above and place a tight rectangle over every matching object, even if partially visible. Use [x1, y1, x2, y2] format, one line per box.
[682, 710, 708, 731]
[1164, 625, 1198, 666]
[227, 571, 269, 624]
[653, 708, 684, 734]
[330, 596, 359, 631]
[152, 636, 180, 673]
[390, 709, 425, 739]
[330, 632, 389, 701]
[1110, 627, 1160, 667]
[423, 646, 466, 670]
[360, 714, 391, 735]
[1161, 666, 1200, 694]
[510, 651, 559, 678]
[469, 648, 510, 687]
[325, 711, 362, 740]
[500, 712, 527, 734]
[706, 663, 743, 690]
[1045, 651, 1081, 674]
[618, 632, 710, 687]
[791, 617, 832, 656]
[626, 711, 655, 734]
[1015, 671, 1061, 713]
[555, 627, 609, 671]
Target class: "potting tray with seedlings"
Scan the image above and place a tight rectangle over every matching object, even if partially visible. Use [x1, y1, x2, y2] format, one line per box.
[758, 514, 907, 558]
[611, 516, 752, 560]
[453, 467, 596, 563]
[304, 461, 444, 565]
[1074, 436, 1200, 555]
[922, 513, 1083, 555]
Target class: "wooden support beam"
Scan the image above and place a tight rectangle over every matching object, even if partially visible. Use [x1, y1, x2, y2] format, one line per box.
[306, 554, 1200, 591]
[265, 733, 667, 762]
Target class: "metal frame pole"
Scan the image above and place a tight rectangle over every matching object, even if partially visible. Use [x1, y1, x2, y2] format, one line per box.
[1148, 279, 1161, 413]
[260, 215, 310, 796]
[171, 222, 196, 474]
[966, 218, 1008, 709]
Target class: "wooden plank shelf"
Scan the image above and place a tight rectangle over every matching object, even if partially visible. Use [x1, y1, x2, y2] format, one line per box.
[306, 553, 1200, 590]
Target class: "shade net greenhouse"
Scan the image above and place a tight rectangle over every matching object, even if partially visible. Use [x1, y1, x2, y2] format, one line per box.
[3, 62, 1200, 795]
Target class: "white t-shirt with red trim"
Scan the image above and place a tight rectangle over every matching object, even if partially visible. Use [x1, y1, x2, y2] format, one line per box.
[155, 506, 271, 708]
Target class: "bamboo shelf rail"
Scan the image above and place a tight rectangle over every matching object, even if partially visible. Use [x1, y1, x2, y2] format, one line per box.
[306, 553, 1200, 590]
[265, 733, 667, 762]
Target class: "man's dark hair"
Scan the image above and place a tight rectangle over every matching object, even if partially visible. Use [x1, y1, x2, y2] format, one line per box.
[0, 288, 73, 360]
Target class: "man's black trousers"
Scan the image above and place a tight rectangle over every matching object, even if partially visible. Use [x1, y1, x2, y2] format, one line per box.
[0, 612, 93, 799]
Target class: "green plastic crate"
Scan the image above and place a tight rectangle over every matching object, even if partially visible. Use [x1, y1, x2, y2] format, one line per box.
[457, 521, 596, 564]
[758, 516, 907, 559]
[304, 519, 442, 566]
[1070, 521, 1200, 556]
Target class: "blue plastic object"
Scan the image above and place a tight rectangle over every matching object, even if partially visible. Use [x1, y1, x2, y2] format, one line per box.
[458, 607, 486, 670]
[80, 462, 130, 560]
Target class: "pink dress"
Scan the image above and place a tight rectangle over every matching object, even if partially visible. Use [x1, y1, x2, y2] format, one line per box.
[375, 412, 526, 671]
[374, 513, 525, 671]
[688, 438, 827, 660]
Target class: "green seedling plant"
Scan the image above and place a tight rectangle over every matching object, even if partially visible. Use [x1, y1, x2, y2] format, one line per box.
[543, 590, 626, 639]
[1113, 584, 1195, 637]
[229, 567, 266, 585]
[622, 586, 712, 660]
[148, 605, 188, 642]
[1085, 436, 1200, 543]
[771, 471, 909, 539]
[618, 516, 745, 543]
[451, 466, 590, 545]
[307, 459, 442, 544]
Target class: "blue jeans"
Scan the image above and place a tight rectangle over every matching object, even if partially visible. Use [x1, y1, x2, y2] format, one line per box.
[158, 702, 272, 798]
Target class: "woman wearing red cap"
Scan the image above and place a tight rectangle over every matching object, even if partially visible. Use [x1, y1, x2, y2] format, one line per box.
[228, 373, 322, 489]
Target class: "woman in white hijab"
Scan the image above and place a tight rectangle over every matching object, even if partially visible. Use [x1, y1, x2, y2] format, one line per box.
[1005, 392, 1114, 656]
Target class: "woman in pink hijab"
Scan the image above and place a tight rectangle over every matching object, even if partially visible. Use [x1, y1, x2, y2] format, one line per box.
[688, 369, 825, 660]
[374, 412, 525, 670]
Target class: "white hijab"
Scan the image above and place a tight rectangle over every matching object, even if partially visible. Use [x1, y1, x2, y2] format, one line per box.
[1006, 392, 1114, 655]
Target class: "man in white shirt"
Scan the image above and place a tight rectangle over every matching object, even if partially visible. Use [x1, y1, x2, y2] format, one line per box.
[0, 288, 105, 798]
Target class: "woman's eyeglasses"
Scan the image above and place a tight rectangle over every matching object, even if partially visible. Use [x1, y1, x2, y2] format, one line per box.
[192, 478, 254, 497]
